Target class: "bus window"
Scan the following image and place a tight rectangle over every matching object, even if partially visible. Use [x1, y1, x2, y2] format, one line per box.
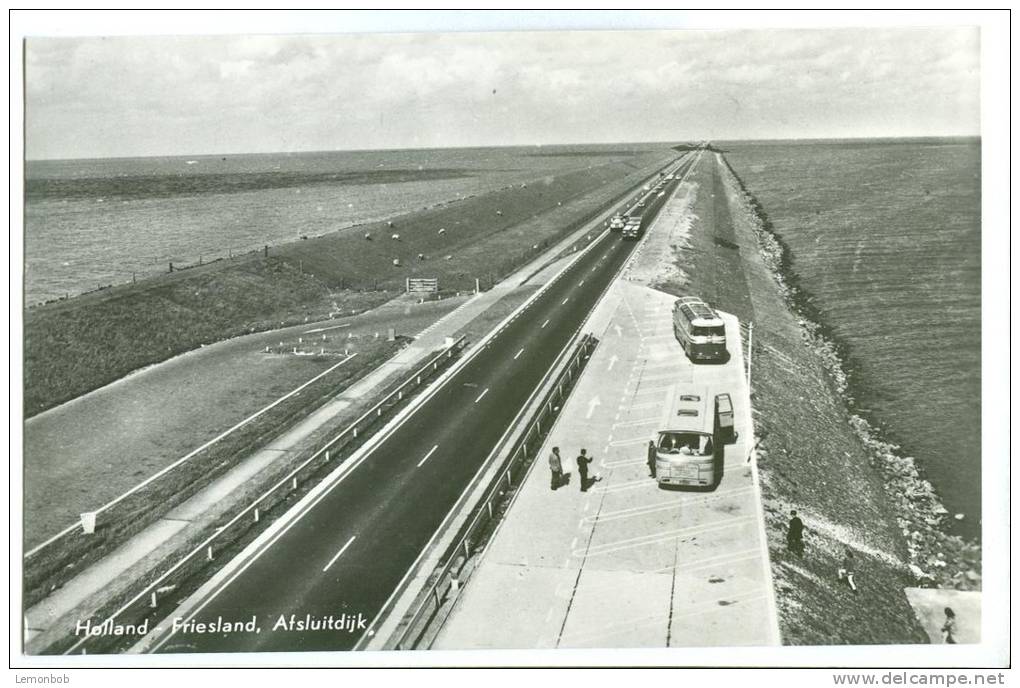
[693, 325, 725, 337]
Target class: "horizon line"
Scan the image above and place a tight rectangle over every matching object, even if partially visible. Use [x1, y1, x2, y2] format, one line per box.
[25, 133, 982, 163]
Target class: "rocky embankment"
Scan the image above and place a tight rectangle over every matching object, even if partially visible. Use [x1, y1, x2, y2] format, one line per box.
[646, 151, 979, 644]
[718, 156, 981, 594]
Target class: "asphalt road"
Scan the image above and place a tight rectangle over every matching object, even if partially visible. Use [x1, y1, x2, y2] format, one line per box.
[148, 155, 694, 654]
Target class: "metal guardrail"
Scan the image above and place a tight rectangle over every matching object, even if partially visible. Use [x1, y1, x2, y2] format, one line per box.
[56, 336, 466, 655]
[391, 334, 597, 651]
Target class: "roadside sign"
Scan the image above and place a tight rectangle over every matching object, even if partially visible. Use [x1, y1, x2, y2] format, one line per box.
[406, 278, 438, 294]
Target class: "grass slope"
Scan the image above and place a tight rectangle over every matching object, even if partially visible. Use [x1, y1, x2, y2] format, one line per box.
[25, 149, 676, 416]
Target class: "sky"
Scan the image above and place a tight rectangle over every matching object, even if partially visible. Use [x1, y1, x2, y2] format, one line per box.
[24, 25, 981, 159]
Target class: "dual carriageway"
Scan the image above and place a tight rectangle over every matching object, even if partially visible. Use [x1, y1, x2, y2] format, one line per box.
[133, 153, 701, 653]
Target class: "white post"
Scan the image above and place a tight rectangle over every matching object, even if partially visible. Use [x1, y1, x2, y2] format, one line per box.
[80, 512, 97, 535]
[746, 321, 754, 387]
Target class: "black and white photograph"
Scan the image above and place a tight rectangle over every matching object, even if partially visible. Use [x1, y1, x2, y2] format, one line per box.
[10, 9, 1010, 673]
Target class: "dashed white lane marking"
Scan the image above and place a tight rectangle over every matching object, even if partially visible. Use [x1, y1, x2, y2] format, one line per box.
[304, 323, 351, 334]
[417, 444, 440, 467]
[542, 319, 550, 328]
[514, 348, 525, 360]
[322, 535, 357, 572]
[578, 279, 585, 286]
[562, 298, 569, 305]
[474, 388, 489, 403]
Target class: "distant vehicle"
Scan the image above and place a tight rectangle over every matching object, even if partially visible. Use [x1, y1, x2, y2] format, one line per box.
[643, 184, 651, 191]
[672, 296, 728, 363]
[622, 216, 642, 240]
[657, 191, 666, 197]
[665, 174, 675, 180]
[654, 385, 724, 488]
[609, 215, 626, 232]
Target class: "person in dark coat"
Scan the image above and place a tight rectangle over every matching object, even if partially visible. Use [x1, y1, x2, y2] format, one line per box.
[548, 446, 564, 490]
[576, 449, 593, 491]
[786, 510, 805, 557]
[942, 607, 957, 644]
[647, 440, 657, 478]
[838, 547, 858, 593]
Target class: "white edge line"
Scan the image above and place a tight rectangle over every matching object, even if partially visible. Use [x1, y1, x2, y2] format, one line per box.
[322, 535, 357, 572]
[140, 197, 627, 654]
[28, 353, 360, 557]
[359, 162, 682, 649]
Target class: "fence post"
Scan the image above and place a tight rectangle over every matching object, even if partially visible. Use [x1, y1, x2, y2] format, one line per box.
[254, 508, 260, 523]
[150, 592, 158, 608]
[487, 501, 493, 518]
[746, 321, 754, 387]
[206, 546, 213, 561]
[506, 471, 512, 489]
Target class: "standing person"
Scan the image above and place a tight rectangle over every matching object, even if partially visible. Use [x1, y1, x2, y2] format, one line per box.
[838, 547, 858, 593]
[548, 447, 564, 491]
[786, 510, 805, 557]
[941, 607, 957, 644]
[647, 440, 657, 479]
[576, 449, 593, 492]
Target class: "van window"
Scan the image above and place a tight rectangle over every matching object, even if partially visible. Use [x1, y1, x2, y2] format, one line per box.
[658, 432, 712, 456]
[692, 325, 725, 337]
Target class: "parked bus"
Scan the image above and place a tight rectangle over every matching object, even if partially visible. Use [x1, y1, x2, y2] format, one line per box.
[654, 385, 724, 489]
[672, 296, 728, 363]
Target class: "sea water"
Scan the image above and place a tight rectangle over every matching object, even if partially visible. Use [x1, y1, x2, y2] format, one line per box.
[725, 138, 981, 539]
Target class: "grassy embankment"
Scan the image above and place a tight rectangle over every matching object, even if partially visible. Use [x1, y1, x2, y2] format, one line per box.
[24, 336, 405, 608]
[25, 149, 676, 417]
[665, 154, 930, 644]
